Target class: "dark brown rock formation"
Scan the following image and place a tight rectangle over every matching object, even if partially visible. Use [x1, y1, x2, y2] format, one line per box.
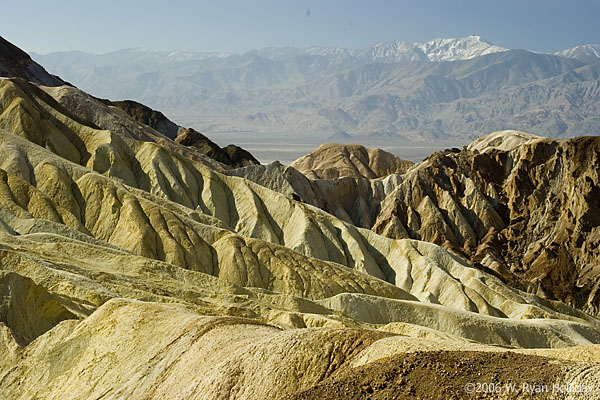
[175, 128, 259, 168]
[372, 131, 600, 314]
[0, 36, 66, 86]
[111, 100, 179, 139]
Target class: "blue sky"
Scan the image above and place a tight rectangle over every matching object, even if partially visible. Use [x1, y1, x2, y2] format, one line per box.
[3, 0, 599, 54]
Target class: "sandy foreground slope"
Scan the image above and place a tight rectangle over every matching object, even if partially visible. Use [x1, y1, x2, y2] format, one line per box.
[0, 77, 599, 398]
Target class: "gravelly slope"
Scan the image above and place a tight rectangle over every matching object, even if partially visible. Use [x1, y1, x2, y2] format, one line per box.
[2, 299, 600, 400]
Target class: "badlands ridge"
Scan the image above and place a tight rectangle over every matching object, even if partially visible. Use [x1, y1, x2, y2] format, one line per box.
[0, 36, 599, 399]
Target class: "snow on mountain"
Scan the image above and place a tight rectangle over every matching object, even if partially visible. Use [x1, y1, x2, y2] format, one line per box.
[33, 36, 507, 70]
[355, 40, 429, 62]
[164, 50, 232, 62]
[302, 46, 353, 57]
[255, 41, 428, 63]
[34, 36, 600, 71]
[28, 35, 600, 142]
[300, 36, 503, 63]
[258, 35, 508, 63]
[555, 45, 600, 64]
[416, 35, 508, 61]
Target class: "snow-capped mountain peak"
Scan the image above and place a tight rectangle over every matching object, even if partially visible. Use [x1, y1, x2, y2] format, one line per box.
[248, 36, 506, 64]
[358, 40, 429, 62]
[416, 35, 508, 61]
[555, 44, 600, 64]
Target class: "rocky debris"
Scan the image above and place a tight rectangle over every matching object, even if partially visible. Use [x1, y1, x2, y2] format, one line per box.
[285, 351, 570, 400]
[0, 36, 66, 87]
[373, 130, 600, 315]
[291, 143, 413, 180]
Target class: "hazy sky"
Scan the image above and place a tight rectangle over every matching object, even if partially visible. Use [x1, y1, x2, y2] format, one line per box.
[3, 0, 599, 54]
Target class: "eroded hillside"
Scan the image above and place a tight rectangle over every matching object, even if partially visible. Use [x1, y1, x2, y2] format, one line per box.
[259, 130, 600, 316]
[1, 35, 600, 398]
[370, 131, 600, 315]
[291, 143, 413, 180]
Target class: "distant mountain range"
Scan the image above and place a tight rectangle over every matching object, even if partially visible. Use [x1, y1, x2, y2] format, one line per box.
[31, 36, 600, 141]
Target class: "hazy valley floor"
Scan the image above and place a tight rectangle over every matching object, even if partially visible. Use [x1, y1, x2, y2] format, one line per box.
[202, 132, 464, 164]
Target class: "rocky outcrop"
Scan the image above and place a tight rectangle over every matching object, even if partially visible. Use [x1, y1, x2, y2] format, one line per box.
[0, 36, 66, 86]
[249, 131, 600, 316]
[110, 99, 180, 139]
[175, 128, 259, 168]
[291, 143, 413, 180]
[175, 128, 234, 164]
[372, 130, 600, 315]
[224, 143, 261, 167]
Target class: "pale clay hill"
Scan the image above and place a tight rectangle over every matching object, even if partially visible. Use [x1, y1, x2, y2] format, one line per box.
[0, 78, 599, 399]
[1, 36, 600, 397]
[290, 143, 413, 180]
